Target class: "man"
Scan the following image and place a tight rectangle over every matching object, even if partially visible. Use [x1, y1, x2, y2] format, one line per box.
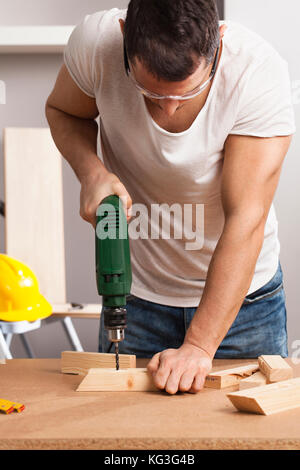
[45, 0, 295, 395]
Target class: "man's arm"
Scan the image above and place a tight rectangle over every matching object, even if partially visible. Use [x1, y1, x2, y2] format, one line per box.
[147, 133, 292, 394]
[46, 64, 100, 180]
[45, 64, 132, 227]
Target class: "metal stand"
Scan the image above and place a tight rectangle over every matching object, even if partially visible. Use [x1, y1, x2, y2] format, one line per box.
[0, 328, 12, 360]
[61, 317, 83, 351]
[0, 320, 41, 359]
[0, 316, 84, 358]
[20, 334, 35, 358]
[44, 315, 84, 352]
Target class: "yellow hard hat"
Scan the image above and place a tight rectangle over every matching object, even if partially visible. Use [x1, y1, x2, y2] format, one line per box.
[0, 254, 52, 322]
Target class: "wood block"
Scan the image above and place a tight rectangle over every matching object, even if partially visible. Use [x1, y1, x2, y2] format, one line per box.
[239, 371, 267, 390]
[258, 355, 293, 383]
[76, 368, 157, 392]
[61, 351, 136, 375]
[204, 363, 259, 389]
[227, 377, 300, 415]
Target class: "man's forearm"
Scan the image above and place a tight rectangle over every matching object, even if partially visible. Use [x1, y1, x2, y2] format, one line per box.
[184, 213, 266, 357]
[45, 104, 105, 182]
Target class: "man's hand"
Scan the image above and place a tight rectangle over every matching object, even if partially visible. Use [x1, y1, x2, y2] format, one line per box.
[80, 168, 132, 228]
[147, 343, 212, 395]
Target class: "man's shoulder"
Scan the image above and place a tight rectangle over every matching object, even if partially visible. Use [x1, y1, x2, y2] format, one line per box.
[222, 20, 287, 82]
[83, 8, 126, 28]
[224, 21, 280, 58]
[75, 8, 126, 49]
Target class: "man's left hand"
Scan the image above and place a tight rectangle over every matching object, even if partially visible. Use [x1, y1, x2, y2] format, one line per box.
[147, 343, 212, 395]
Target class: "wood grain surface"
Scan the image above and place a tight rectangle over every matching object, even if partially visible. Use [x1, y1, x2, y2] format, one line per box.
[4, 127, 66, 303]
[0, 358, 300, 450]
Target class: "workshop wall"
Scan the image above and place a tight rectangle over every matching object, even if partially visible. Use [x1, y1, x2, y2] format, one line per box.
[1, 1, 299, 357]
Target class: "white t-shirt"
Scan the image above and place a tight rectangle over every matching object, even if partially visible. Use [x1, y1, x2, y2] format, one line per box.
[64, 8, 296, 307]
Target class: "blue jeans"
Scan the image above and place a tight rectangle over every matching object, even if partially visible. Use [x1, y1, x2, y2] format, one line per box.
[98, 262, 288, 358]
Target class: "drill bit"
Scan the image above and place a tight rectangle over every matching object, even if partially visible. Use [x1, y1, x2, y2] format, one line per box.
[115, 342, 119, 371]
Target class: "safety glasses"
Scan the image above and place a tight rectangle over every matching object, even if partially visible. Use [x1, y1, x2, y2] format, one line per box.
[123, 41, 220, 101]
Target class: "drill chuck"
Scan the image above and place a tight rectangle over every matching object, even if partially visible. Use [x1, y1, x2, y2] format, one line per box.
[104, 306, 127, 342]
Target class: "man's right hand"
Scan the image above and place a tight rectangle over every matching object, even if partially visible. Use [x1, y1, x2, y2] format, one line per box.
[80, 168, 132, 228]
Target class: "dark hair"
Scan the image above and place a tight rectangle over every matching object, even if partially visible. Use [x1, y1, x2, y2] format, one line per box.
[124, 0, 220, 82]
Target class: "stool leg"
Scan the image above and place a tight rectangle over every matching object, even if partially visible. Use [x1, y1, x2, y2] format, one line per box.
[0, 328, 13, 359]
[62, 317, 83, 351]
[4, 333, 13, 348]
[20, 334, 35, 358]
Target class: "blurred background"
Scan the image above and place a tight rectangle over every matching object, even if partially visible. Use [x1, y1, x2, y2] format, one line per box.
[0, 0, 299, 357]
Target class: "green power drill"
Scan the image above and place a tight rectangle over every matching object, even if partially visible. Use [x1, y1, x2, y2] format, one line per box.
[95, 195, 132, 370]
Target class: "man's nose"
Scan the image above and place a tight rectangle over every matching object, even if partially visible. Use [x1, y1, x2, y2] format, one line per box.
[160, 99, 181, 116]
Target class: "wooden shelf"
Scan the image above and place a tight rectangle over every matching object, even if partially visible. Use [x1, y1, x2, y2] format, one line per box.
[0, 26, 74, 53]
[51, 303, 101, 319]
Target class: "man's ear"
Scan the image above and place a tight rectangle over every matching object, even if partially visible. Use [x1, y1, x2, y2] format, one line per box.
[219, 23, 227, 39]
[119, 19, 125, 35]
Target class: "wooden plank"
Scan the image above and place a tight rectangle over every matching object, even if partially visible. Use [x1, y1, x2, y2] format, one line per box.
[258, 355, 293, 383]
[3, 128, 66, 304]
[61, 351, 136, 375]
[239, 371, 267, 390]
[76, 368, 157, 392]
[204, 363, 259, 389]
[227, 377, 300, 415]
[52, 303, 101, 319]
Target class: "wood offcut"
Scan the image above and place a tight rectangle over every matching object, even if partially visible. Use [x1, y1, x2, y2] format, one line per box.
[76, 368, 157, 392]
[61, 351, 136, 375]
[258, 355, 293, 383]
[204, 363, 259, 389]
[239, 371, 267, 390]
[227, 377, 300, 415]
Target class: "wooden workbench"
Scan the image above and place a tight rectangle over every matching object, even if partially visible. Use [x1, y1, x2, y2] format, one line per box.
[0, 358, 300, 450]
